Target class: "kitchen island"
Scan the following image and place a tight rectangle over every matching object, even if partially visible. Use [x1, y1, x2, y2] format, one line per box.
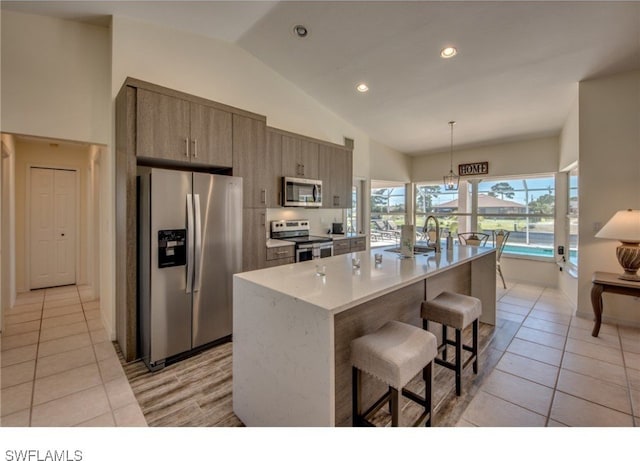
[232, 245, 496, 426]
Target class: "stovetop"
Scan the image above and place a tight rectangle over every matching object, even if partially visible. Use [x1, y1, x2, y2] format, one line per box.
[280, 235, 333, 244]
[270, 219, 332, 245]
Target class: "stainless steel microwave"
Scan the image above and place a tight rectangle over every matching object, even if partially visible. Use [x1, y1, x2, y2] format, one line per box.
[282, 177, 322, 207]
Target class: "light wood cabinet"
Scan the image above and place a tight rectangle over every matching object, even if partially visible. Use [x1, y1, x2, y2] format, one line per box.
[136, 89, 190, 162]
[282, 135, 319, 179]
[233, 114, 268, 208]
[319, 145, 353, 208]
[265, 245, 295, 267]
[333, 237, 366, 256]
[189, 103, 232, 167]
[266, 129, 284, 207]
[136, 88, 233, 167]
[266, 245, 295, 261]
[350, 237, 366, 252]
[242, 209, 267, 272]
[333, 239, 351, 256]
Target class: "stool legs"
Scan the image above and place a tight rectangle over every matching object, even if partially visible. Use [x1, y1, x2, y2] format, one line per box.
[442, 324, 448, 362]
[455, 328, 462, 396]
[352, 363, 434, 427]
[423, 319, 480, 397]
[352, 367, 362, 426]
[390, 387, 399, 427]
[424, 361, 433, 427]
[472, 319, 479, 374]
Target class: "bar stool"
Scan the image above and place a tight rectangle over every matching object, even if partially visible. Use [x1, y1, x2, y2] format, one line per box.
[421, 292, 482, 396]
[350, 320, 437, 427]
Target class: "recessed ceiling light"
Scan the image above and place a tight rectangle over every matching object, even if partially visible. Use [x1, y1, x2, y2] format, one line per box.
[440, 46, 457, 58]
[356, 83, 369, 93]
[293, 24, 309, 38]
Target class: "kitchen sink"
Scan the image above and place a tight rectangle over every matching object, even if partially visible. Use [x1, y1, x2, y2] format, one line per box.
[384, 245, 435, 255]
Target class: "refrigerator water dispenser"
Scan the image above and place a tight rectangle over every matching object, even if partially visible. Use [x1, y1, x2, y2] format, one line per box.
[157, 229, 186, 268]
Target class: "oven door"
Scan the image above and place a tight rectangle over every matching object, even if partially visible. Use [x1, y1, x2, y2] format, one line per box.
[296, 245, 314, 262]
[314, 243, 334, 259]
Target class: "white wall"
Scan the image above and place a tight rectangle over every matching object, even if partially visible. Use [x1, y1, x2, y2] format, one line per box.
[558, 96, 579, 305]
[1, 134, 17, 330]
[369, 139, 410, 183]
[0, 10, 111, 145]
[559, 95, 579, 171]
[1, 10, 113, 337]
[411, 136, 559, 182]
[577, 70, 640, 327]
[13, 138, 92, 293]
[111, 15, 373, 178]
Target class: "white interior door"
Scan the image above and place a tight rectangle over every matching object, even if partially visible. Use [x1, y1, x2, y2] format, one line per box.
[30, 167, 77, 289]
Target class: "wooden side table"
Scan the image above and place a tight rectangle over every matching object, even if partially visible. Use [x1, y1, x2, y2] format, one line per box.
[591, 271, 640, 337]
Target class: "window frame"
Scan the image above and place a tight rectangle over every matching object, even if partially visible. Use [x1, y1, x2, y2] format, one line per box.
[414, 174, 557, 260]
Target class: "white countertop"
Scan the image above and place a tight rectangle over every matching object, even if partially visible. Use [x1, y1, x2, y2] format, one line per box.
[266, 239, 295, 248]
[235, 245, 495, 314]
[330, 233, 363, 241]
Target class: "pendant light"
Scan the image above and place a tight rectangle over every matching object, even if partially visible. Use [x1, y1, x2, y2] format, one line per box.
[443, 121, 459, 191]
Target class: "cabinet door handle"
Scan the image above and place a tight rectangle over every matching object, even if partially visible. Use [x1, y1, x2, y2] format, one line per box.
[192, 138, 198, 158]
[261, 189, 266, 204]
[301, 163, 305, 176]
[334, 195, 339, 207]
[275, 250, 288, 256]
[185, 138, 190, 157]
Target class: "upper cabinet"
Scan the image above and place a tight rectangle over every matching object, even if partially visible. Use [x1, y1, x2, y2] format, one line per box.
[232, 114, 268, 208]
[136, 88, 233, 168]
[282, 135, 319, 179]
[190, 103, 233, 167]
[318, 145, 353, 209]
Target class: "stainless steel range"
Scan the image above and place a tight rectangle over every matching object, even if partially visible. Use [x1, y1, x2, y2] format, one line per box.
[271, 220, 333, 262]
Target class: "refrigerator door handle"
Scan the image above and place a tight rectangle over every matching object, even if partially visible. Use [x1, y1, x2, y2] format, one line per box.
[186, 193, 194, 294]
[193, 194, 202, 292]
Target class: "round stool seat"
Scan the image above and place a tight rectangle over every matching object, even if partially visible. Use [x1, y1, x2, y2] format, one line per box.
[351, 320, 437, 390]
[421, 291, 482, 329]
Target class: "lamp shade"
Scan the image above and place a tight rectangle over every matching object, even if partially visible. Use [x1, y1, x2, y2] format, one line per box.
[595, 209, 640, 243]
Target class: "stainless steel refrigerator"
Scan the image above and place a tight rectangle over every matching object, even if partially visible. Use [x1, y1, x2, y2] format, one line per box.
[138, 167, 242, 371]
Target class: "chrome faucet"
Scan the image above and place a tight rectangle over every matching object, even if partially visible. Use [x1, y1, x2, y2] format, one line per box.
[423, 215, 441, 253]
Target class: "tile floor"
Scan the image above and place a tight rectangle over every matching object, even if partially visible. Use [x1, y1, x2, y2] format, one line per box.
[2, 281, 639, 427]
[0, 285, 146, 427]
[458, 283, 640, 427]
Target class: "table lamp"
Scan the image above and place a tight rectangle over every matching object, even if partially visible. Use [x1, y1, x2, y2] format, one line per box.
[595, 209, 640, 281]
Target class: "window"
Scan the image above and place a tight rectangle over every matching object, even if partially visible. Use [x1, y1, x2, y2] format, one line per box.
[476, 176, 555, 257]
[370, 182, 406, 247]
[567, 168, 578, 267]
[413, 175, 556, 258]
[346, 184, 358, 234]
[414, 182, 471, 244]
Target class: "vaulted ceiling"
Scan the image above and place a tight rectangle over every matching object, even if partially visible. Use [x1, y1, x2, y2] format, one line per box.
[3, 1, 640, 155]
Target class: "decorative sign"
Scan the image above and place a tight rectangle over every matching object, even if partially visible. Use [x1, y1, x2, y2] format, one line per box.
[458, 162, 489, 176]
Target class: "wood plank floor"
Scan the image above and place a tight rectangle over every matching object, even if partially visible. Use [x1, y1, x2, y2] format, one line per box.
[117, 317, 521, 427]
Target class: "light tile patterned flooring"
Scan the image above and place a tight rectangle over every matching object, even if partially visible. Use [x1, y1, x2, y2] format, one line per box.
[458, 283, 640, 427]
[0, 285, 146, 427]
[2, 281, 639, 427]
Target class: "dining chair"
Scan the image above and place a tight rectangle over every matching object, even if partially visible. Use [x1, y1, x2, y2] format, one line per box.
[457, 232, 490, 247]
[492, 229, 511, 289]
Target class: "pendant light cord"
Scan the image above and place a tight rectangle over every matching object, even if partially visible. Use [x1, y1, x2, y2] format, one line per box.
[449, 120, 455, 173]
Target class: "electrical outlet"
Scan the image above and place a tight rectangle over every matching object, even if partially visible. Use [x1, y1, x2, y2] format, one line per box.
[558, 245, 564, 255]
